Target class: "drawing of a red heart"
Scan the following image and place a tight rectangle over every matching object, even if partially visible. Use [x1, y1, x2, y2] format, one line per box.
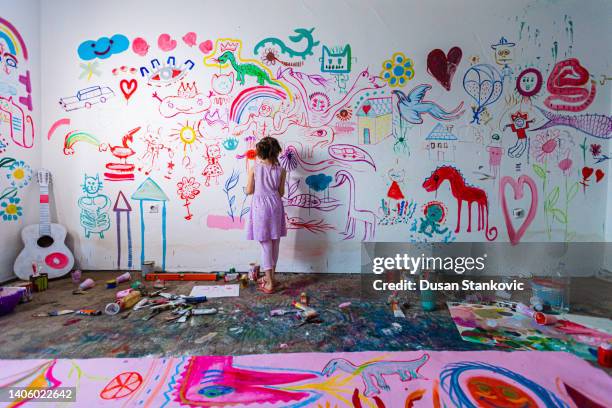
[158, 33, 177, 52]
[500, 175, 538, 245]
[581, 166, 594, 180]
[362, 105, 371, 115]
[427, 46, 462, 91]
[120, 79, 138, 101]
[595, 169, 605, 182]
[199, 40, 213, 54]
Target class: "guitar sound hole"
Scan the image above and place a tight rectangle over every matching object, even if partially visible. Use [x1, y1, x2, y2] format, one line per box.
[37, 235, 55, 248]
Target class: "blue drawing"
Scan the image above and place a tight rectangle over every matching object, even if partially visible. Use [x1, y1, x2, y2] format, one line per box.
[392, 85, 464, 125]
[462, 64, 503, 124]
[113, 191, 133, 270]
[59, 86, 115, 111]
[131, 178, 169, 271]
[78, 174, 111, 239]
[305, 173, 332, 192]
[320, 45, 352, 74]
[254, 28, 320, 60]
[222, 136, 239, 151]
[78, 34, 130, 61]
[223, 169, 250, 222]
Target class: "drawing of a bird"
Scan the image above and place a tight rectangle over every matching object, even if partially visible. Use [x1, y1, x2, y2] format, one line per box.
[392, 85, 464, 124]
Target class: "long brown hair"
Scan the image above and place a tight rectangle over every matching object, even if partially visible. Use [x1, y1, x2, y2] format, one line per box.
[256, 137, 282, 165]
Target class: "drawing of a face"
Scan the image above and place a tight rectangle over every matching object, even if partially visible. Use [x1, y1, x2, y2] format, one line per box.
[211, 72, 234, 95]
[258, 103, 272, 117]
[207, 144, 221, 158]
[516, 68, 543, 97]
[466, 376, 537, 408]
[388, 168, 405, 183]
[425, 202, 445, 223]
[82, 174, 102, 195]
[159, 94, 211, 118]
[494, 46, 514, 65]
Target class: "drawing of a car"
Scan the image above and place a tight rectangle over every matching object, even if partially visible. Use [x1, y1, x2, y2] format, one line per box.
[59, 86, 115, 111]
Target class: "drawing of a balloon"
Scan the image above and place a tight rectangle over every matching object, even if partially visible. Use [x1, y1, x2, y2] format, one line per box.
[463, 64, 503, 124]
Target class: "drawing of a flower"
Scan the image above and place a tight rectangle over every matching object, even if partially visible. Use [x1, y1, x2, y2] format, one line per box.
[558, 154, 573, 175]
[6, 160, 32, 189]
[380, 52, 414, 88]
[280, 147, 299, 172]
[177, 176, 201, 201]
[261, 47, 279, 66]
[0, 196, 23, 221]
[532, 129, 559, 163]
[590, 143, 602, 157]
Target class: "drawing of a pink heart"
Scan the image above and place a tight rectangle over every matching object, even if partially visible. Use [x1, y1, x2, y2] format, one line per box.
[132, 37, 149, 56]
[158, 33, 177, 52]
[120, 79, 138, 101]
[199, 40, 213, 54]
[500, 175, 538, 245]
[427, 46, 462, 91]
[182, 32, 197, 47]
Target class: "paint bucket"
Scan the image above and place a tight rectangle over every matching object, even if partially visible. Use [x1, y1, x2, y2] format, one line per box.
[104, 302, 120, 316]
[116, 272, 131, 284]
[141, 261, 155, 279]
[71, 269, 82, 284]
[79, 278, 95, 291]
[30, 273, 48, 292]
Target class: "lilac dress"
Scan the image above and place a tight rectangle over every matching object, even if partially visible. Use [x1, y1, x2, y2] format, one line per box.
[247, 162, 287, 241]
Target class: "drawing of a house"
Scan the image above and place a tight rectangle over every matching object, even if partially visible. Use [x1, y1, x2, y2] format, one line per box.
[426, 123, 457, 162]
[357, 97, 392, 145]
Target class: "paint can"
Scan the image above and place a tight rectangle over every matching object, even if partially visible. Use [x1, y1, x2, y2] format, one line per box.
[30, 273, 48, 292]
[597, 342, 612, 368]
[79, 278, 95, 291]
[116, 272, 131, 284]
[71, 269, 82, 284]
[534, 312, 558, 325]
[15, 282, 33, 303]
[104, 302, 120, 315]
[141, 261, 155, 279]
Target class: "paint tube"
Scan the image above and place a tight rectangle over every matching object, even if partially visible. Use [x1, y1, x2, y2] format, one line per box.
[33, 310, 74, 317]
[76, 309, 102, 316]
[534, 312, 558, 325]
[182, 295, 207, 304]
[133, 298, 149, 311]
[192, 308, 218, 315]
[270, 308, 294, 317]
[292, 301, 318, 319]
[79, 278, 95, 291]
[391, 300, 405, 318]
[224, 273, 239, 282]
[116, 272, 131, 284]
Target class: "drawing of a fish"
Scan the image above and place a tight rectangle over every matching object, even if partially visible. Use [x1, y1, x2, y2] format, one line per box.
[534, 106, 611, 139]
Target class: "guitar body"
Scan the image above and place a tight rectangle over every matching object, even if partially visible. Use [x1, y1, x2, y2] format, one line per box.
[13, 169, 75, 280]
[14, 223, 74, 280]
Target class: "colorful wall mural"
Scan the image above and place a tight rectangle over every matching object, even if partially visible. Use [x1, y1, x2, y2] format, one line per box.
[23, 0, 612, 272]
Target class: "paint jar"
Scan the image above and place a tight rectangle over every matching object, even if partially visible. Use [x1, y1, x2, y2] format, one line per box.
[598, 342, 612, 368]
[248, 263, 258, 281]
[71, 269, 82, 284]
[104, 302, 120, 316]
[116, 272, 131, 284]
[530, 277, 570, 314]
[30, 273, 48, 292]
[79, 278, 95, 291]
[141, 261, 155, 279]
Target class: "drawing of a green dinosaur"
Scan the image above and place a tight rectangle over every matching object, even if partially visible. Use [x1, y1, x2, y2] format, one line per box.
[254, 28, 320, 60]
[217, 51, 279, 87]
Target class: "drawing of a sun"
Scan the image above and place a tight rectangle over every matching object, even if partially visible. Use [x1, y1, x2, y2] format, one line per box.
[170, 121, 202, 154]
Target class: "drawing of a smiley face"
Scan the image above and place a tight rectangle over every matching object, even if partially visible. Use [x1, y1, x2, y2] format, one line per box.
[77, 34, 129, 61]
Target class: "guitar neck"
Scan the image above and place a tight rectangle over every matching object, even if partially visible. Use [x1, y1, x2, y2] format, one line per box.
[39, 185, 51, 236]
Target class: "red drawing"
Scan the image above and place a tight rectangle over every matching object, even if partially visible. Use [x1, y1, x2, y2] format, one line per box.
[423, 166, 497, 240]
[199, 40, 213, 54]
[504, 111, 534, 158]
[132, 37, 149, 56]
[47, 118, 70, 140]
[138, 126, 174, 178]
[119, 79, 138, 101]
[387, 181, 404, 200]
[286, 215, 335, 233]
[202, 143, 223, 186]
[177, 176, 201, 220]
[500, 175, 538, 245]
[100, 371, 143, 400]
[182, 32, 197, 47]
[580, 166, 605, 190]
[544, 58, 596, 112]
[157, 33, 177, 52]
[426, 47, 462, 91]
[100, 127, 140, 181]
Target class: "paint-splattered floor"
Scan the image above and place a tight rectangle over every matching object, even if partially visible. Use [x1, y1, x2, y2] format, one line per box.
[1, 272, 610, 360]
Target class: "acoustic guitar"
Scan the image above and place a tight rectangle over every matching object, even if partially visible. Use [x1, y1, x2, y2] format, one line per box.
[14, 169, 74, 280]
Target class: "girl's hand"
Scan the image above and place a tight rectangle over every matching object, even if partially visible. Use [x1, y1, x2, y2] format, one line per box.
[245, 167, 255, 195]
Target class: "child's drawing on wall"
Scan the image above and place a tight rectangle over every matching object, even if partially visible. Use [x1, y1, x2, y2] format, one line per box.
[78, 174, 111, 238]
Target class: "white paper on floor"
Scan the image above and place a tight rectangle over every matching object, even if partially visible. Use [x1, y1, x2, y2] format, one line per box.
[189, 284, 240, 298]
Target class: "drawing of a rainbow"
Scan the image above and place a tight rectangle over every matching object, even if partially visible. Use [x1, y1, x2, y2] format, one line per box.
[0, 17, 29, 60]
[229, 86, 287, 123]
[63, 131, 100, 155]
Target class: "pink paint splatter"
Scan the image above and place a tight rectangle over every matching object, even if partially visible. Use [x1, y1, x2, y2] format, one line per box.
[199, 40, 213, 54]
[132, 37, 149, 56]
[182, 32, 197, 47]
[158, 33, 177, 52]
[206, 214, 245, 230]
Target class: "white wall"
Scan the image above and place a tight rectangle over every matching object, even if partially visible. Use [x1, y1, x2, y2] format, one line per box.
[29, 0, 612, 274]
[0, 0, 41, 282]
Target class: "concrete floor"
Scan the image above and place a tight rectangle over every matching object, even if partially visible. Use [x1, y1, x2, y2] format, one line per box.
[1, 272, 611, 361]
